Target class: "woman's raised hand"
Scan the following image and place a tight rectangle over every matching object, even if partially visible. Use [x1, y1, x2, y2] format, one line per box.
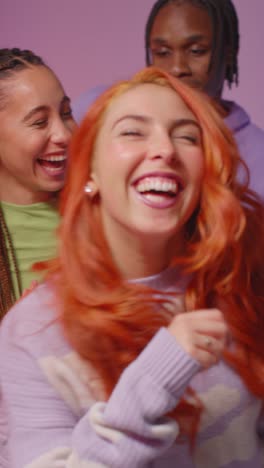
[168, 308, 229, 368]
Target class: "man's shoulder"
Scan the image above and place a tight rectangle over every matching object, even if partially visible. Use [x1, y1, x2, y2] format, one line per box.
[241, 119, 264, 142]
[225, 101, 264, 198]
[226, 101, 264, 141]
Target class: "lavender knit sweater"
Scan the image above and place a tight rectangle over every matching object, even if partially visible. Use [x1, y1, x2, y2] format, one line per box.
[0, 268, 263, 467]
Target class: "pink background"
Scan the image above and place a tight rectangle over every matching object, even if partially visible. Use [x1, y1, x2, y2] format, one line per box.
[1, 0, 263, 128]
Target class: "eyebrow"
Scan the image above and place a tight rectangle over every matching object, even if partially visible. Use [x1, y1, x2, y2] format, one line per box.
[150, 34, 209, 46]
[170, 118, 201, 131]
[112, 114, 150, 129]
[112, 114, 201, 131]
[23, 95, 71, 122]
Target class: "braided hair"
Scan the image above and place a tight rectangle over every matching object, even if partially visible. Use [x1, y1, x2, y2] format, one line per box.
[145, 0, 239, 88]
[0, 48, 45, 318]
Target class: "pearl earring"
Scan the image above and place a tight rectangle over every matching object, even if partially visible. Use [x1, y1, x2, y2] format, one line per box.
[84, 183, 93, 194]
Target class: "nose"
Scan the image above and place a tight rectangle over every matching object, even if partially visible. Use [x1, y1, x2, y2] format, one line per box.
[170, 52, 191, 78]
[148, 131, 177, 164]
[51, 118, 73, 147]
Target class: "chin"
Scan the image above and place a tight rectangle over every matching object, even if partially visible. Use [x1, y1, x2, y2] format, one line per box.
[36, 186, 62, 199]
[137, 224, 182, 242]
[42, 180, 65, 193]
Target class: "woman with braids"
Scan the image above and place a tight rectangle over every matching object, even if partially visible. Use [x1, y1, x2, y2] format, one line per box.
[1, 67, 264, 467]
[145, 0, 264, 198]
[0, 48, 76, 318]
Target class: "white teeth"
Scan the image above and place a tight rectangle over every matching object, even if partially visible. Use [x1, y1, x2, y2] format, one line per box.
[136, 177, 178, 194]
[39, 155, 66, 162]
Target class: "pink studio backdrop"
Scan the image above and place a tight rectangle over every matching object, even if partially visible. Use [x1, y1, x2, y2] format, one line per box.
[1, 0, 263, 128]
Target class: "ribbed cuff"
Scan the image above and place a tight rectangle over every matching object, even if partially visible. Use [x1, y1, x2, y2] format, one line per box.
[136, 327, 200, 397]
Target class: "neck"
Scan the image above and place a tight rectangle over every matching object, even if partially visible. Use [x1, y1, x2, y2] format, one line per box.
[209, 85, 230, 118]
[0, 186, 55, 205]
[215, 97, 231, 118]
[103, 223, 184, 280]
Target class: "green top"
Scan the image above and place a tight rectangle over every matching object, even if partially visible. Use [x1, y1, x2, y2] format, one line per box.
[1, 201, 60, 299]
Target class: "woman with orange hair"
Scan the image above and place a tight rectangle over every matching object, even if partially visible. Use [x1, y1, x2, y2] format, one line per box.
[0, 67, 264, 468]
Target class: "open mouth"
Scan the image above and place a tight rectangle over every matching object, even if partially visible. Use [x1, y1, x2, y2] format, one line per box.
[135, 176, 183, 203]
[37, 155, 67, 175]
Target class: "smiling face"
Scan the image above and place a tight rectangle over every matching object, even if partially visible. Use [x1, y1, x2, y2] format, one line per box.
[148, 1, 226, 97]
[89, 83, 204, 270]
[0, 65, 76, 204]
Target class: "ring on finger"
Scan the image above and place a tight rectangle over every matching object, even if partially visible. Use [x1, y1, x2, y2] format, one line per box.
[205, 337, 213, 349]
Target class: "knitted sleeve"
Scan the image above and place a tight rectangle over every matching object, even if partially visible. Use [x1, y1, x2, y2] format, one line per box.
[0, 295, 200, 468]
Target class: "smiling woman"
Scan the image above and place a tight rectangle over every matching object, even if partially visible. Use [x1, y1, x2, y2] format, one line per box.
[0, 67, 264, 467]
[0, 48, 76, 316]
[89, 82, 204, 276]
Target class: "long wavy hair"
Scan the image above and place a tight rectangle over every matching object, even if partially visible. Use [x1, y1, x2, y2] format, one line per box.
[42, 67, 264, 437]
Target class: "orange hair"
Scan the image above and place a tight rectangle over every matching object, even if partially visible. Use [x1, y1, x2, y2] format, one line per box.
[40, 67, 264, 436]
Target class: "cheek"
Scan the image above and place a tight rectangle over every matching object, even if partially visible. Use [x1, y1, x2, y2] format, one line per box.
[68, 120, 78, 133]
[191, 58, 211, 78]
[15, 132, 46, 157]
[95, 142, 141, 177]
[92, 144, 122, 190]
[187, 150, 204, 182]
[110, 141, 141, 162]
[152, 56, 169, 66]
[0, 127, 43, 168]
[0, 138, 24, 162]
[186, 63, 210, 93]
